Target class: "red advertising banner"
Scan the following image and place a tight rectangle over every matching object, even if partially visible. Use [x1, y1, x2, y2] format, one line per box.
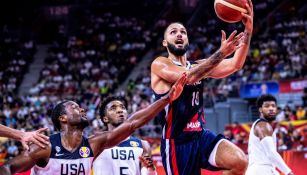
[279, 79, 307, 93]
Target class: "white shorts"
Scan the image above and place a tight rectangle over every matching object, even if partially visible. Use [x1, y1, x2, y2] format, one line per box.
[245, 164, 279, 175]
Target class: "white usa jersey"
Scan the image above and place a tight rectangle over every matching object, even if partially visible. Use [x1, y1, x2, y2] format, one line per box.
[93, 136, 144, 175]
[248, 118, 277, 166]
[31, 133, 94, 175]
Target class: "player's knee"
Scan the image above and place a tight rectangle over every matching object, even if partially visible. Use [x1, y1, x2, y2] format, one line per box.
[232, 151, 248, 174]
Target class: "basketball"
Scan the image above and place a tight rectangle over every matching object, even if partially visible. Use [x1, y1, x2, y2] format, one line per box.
[214, 0, 248, 23]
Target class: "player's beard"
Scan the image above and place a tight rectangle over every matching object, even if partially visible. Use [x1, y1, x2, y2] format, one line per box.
[167, 42, 189, 56]
[263, 114, 276, 122]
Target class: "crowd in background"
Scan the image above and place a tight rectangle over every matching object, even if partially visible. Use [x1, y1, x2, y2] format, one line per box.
[0, 0, 307, 161]
[224, 120, 307, 153]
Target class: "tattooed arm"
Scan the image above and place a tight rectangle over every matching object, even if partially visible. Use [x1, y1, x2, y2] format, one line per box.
[151, 30, 243, 85]
[203, 0, 254, 78]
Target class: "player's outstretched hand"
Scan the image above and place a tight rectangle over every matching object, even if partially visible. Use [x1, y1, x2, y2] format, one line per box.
[139, 155, 156, 171]
[168, 73, 187, 102]
[241, 0, 254, 33]
[20, 128, 49, 150]
[219, 30, 244, 57]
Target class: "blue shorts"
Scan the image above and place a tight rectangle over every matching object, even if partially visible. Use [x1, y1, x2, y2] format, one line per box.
[160, 129, 224, 175]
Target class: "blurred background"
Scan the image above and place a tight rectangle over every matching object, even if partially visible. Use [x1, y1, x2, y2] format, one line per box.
[0, 0, 306, 174]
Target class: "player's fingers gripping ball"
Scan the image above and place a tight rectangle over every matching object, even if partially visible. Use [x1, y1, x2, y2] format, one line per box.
[214, 0, 249, 23]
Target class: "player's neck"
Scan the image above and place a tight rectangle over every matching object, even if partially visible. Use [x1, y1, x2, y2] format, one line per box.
[260, 116, 273, 124]
[107, 123, 122, 131]
[169, 54, 187, 67]
[61, 129, 83, 152]
[107, 124, 116, 131]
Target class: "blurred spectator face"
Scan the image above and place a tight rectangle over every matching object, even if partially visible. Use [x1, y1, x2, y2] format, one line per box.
[223, 129, 233, 140]
[260, 101, 277, 122]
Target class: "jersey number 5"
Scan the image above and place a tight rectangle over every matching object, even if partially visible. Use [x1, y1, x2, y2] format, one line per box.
[192, 91, 200, 106]
[120, 167, 129, 175]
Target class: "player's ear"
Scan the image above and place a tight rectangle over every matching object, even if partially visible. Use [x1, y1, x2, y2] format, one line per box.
[59, 115, 67, 123]
[103, 116, 109, 124]
[162, 39, 167, 47]
[258, 107, 262, 114]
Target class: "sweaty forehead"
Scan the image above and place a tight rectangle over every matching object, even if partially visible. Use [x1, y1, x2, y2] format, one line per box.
[166, 23, 186, 32]
[263, 101, 276, 105]
[65, 101, 79, 108]
[106, 100, 124, 109]
[164, 23, 186, 37]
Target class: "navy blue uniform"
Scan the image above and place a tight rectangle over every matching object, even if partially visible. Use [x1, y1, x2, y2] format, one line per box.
[153, 61, 223, 175]
[31, 133, 94, 175]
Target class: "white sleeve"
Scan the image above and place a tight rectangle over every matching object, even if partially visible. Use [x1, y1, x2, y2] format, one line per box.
[260, 136, 292, 175]
[141, 167, 157, 175]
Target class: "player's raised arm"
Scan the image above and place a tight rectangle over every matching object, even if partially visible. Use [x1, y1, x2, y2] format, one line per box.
[204, 0, 253, 78]
[0, 124, 49, 150]
[152, 31, 243, 84]
[91, 73, 186, 154]
[0, 144, 50, 175]
[254, 121, 293, 175]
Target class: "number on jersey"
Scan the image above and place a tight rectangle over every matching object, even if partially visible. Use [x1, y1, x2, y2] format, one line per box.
[192, 91, 199, 106]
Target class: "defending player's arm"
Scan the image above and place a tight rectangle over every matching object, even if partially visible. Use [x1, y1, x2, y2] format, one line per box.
[255, 121, 293, 175]
[90, 73, 187, 156]
[202, 0, 253, 78]
[0, 124, 49, 150]
[152, 31, 243, 84]
[139, 140, 157, 175]
[0, 144, 50, 175]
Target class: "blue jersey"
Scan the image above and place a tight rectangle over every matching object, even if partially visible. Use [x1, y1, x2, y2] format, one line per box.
[31, 133, 94, 175]
[153, 61, 206, 141]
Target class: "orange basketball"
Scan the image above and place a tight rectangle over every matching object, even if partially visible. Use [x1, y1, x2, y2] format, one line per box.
[214, 0, 248, 23]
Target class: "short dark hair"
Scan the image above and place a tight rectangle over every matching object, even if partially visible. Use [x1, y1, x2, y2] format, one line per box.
[256, 94, 277, 108]
[51, 101, 69, 131]
[99, 96, 127, 117]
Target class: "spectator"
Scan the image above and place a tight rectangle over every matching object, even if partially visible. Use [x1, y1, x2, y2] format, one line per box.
[296, 105, 306, 120]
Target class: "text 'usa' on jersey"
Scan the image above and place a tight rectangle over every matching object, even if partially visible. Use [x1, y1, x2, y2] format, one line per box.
[154, 65, 206, 140]
[31, 133, 94, 175]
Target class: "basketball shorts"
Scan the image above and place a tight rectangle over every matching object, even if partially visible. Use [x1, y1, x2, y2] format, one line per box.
[160, 129, 224, 175]
[246, 164, 279, 175]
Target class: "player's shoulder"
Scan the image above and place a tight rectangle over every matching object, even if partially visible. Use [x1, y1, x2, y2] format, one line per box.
[140, 139, 150, 148]
[254, 119, 273, 137]
[254, 119, 271, 128]
[140, 140, 151, 154]
[152, 56, 171, 65]
[114, 136, 143, 148]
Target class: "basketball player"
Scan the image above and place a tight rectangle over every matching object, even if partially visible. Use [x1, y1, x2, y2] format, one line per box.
[0, 124, 49, 150]
[92, 96, 157, 175]
[245, 95, 294, 175]
[0, 74, 186, 175]
[150, 0, 253, 174]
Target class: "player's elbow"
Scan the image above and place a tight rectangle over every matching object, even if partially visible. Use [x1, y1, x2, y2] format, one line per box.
[231, 150, 248, 174]
[234, 64, 243, 71]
